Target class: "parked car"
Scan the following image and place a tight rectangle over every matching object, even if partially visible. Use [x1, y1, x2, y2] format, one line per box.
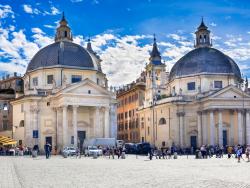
[63, 147, 76, 156]
[84, 146, 102, 156]
[136, 142, 151, 155]
[124, 143, 137, 154]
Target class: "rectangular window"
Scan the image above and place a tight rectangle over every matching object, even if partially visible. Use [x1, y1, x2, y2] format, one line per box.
[3, 120, 8, 130]
[47, 75, 53, 84]
[71, 75, 82, 83]
[214, 81, 222, 89]
[32, 77, 38, 86]
[141, 122, 144, 129]
[147, 127, 150, 135]
[187, 82, 195, 90]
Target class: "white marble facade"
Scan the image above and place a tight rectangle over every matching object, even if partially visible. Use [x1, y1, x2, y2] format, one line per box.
[11, 14, 117, 152]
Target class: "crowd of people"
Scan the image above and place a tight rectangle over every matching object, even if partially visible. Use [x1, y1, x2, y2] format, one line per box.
[1, 143, 250, 163]
[147, 144, 250, 162]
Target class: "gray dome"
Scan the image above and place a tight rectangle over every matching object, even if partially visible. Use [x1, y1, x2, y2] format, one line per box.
[27, 41, 100, 72]
[169, 47, 241, 81]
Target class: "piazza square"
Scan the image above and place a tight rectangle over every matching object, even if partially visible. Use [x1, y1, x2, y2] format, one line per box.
[1, 155, 250, 188]
[1, 1, 250, 188]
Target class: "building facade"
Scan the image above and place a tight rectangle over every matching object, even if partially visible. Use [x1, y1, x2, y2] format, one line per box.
[11, 14, 117, 152]
[0, 73, 23, 139]
[137, 20, 250, 148]
[116, 74, 145, 143]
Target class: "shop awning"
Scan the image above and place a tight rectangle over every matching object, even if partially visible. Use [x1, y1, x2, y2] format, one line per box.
[0, 136, 17, 146]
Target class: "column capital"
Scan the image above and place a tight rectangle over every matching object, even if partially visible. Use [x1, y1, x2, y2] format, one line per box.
[202, 110, 208, 114]
[229, 109, 235, 114]
[236, 109, 244, 113]
[72, 105, 79, 109]
[62, 105, 68, 109]
[197, 111, 202, 115]
[177, 112, 185, 117]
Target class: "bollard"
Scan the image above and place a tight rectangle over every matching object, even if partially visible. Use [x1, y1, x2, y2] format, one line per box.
[32, 150, 37, 158]
[121, 152, 126, 159]
[173, 152, 178, 159]
[93, 152, 98, 159]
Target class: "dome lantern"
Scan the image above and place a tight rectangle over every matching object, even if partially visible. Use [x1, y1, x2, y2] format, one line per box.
[55, 12, 73, 42]
[194, 17, 212, 48]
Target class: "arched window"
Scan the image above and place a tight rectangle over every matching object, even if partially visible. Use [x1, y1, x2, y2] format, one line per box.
[159, 118, 166, 125]
[19, 120, 24, 127]
[64, 31, 67, 37]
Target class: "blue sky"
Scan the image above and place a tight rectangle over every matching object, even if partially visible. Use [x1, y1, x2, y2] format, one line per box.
[1, 0, 250, 85]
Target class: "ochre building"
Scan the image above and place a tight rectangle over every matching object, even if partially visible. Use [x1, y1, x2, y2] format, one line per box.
[116, 74, 145, 143]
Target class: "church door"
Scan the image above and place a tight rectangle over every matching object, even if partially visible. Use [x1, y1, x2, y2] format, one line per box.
[190, 136, 197, 150]
[223, 130, 227, 146]
[77, 131, 86, 152]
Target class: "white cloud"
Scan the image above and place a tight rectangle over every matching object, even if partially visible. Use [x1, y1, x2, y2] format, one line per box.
[70, 0, 83, 2]
[0, 4, 14, 19]
[23, 4, 33, 14]
[210, 22, 217, 27]
[44, 24, 55, 29]
[167, 33, 186, 41]
[23, 4, 40, 15]
[50, 6, 60, 15]
[95, 35, 152, 86]
[31, 28, 44, 34]
[23, 4, 60, 16]
[44, 6, 60, 15]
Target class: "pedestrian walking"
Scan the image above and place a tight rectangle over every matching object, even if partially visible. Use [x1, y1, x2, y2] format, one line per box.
[246, 145, 250, 162]
[44, 142, 51, 159]
[236, 146, 243, 163]
[227, 146, 233, 159]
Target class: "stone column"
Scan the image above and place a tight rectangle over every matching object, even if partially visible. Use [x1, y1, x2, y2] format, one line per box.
[62, 105, 68, 147]
[229, 110, 234, 145]
[202, 111, 207, 145]
[95, 107, 100, 137]
[237, 109, 244, 145]
[53, 107, 58, 150]
[104, 107, 110, 138]
[238, 110, 243, 145]
[210, 110, 215, 146]
[73, 105, 78, 147]
[177, 112, 185, 148]
[32, 106, 39, 146]
[197, 111, 202, 147]
[218, 110, 223, 146]
[246, 109, 250, 145]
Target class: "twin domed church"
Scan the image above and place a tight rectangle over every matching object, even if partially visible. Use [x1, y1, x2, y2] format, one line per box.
[11, 14, 250, 152]
[137, 18, 250, 148]
[11, 14, 117, 152]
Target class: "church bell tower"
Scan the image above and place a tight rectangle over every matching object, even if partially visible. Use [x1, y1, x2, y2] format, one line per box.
[194, 18, 212, 48]
[55, 12, 73, 42]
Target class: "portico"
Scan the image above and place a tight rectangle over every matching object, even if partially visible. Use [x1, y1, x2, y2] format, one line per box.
[48, 79, 116, 150]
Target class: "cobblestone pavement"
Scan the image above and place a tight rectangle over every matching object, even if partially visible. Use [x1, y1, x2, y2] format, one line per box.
[1, 155, 250, 188]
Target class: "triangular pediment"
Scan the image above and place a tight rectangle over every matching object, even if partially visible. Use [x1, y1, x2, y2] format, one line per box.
[208, 85, 250, 99]
[56, 78, 111, 96]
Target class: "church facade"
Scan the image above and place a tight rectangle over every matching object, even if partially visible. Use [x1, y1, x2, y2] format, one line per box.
[11, 14, 117, 152]
[137, 20, 250, 148]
